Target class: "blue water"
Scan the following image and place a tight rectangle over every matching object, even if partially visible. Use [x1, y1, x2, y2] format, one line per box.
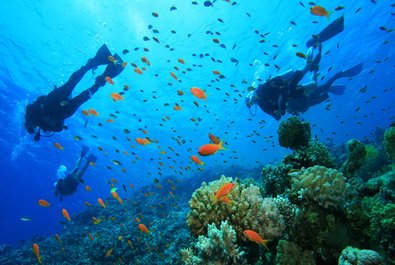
[0, 0, 394, 245]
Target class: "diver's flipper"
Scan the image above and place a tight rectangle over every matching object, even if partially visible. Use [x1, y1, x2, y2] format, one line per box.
[306, 16, 344, 47]
[81, 145, 89, 157]
[86, 154, 98, 163]
[101, 53, 125, 79]
[342, 63, 363, 77]
[328, 85, 346, 95]
[86, 44, 112, 69]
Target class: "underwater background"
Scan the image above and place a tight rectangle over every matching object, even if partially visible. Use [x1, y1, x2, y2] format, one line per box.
[0, 0, 394, 264]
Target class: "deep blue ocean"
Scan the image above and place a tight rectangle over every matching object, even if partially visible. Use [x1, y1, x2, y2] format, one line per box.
[0, 0, 394, 251]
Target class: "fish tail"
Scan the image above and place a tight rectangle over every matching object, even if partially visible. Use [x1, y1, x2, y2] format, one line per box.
[212, 196, 218, 205]
[326, 11, 333, 20]
[261, 239, 271, 251]
[218, 139, 226, 150]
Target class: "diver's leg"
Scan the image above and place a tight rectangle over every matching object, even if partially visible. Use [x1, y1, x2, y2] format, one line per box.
[45, 44, 112, 101]
[307, 91, 329, 107]
[75, 161, 90, 181]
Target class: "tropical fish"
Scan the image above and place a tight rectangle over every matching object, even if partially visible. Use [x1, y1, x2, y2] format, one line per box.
[83, 201, 91, 207]
[296, 52, 306, 59]
[136, 138, 151, 145]
[177, 90, 184, 96]
[105, 76, 114, 85]
[152, 12, 159, 17]
[191, 155, 205, 166]
[38, 199, 50, 207]
[108, 55, 117, 64]
[32, 243, 42, 264]
[173, 105, 182, 111]
[88, 233, 94, 241]
[213, 70, 221, 75]
[98, 198, 106, 208]
[54, 143, 64, 151]
[287, 169, 301, 177]
[20, 217, 32, 221]
[84, 185, 92, 192]
[55, 234, 61, 244]
[134, 68, 143, 74]
[74, 135, 83, 141]
[111, 93, 124, 101]
[178, 58, 185, 64]
[62, 208, 71, 222]
[88, 108, 99, 116]
[208, 133, 220, 144]
[310, 5, 332, 18]
[106, 248, 113, 257]
[170, 71, 178, 80]
[92, 216, 102, 225]
[198, 140, 225, 156]
[243, 230, 270, 250]
[213, 182, 235, 204]
[190, 87, 207, 100]
[138, 223, 150, 236]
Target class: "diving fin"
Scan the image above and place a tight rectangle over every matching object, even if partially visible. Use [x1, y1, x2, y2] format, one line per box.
[306, 16, 344, 47]
[101, 53, 125, 79]
[81, 145, 89, 157]
[86, 44, 112, 69]
[328, 85, 346, 95]
[342, 63, 363, 77]
[86, 154, 98, 163]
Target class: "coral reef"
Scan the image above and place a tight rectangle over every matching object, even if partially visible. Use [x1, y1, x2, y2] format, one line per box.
[277, 116, 311, 150]
[181, 221, 247, 265]
[338, 246, 384, 265]
[283, 139, 337, 169]
[341, 139, 367, 178]
[187, 175, 285, 242]
[275, 240, 315, 265]
[383, 126, 395, 170]
[273, 196, 297, 229]
[290, 166, 347, 210]
[261, 163, 292, 197]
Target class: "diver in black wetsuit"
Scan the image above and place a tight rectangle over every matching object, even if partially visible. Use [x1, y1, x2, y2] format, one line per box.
[245, 16, 363, 120]
[24, 44, 125, 141]
[54, 145, 97, 201]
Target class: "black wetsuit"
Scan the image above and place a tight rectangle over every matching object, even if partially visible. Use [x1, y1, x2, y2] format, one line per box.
[54, 175, 80, 200]
[30, 66, 105, 133]
[256, 71, 305, 120]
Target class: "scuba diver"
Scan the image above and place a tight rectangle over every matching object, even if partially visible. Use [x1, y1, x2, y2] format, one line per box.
[245, 16, 363, 120]
[54, 145, 97, 201]
[24, 44, 124, 141]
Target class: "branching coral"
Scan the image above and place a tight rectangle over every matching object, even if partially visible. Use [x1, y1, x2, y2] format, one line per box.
[275, 240, 315, 265]
[278, 116, 311, 150]
[261, 163, 292, 197]
[187, 175, 285, 242]
[181, 221, 247, 265]
[290, 166, 347, 210]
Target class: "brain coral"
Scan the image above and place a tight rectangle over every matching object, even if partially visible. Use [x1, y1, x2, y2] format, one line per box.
[278, 116, 311, 150]
[187, 175, 285, 242]
[291, 166, 347, 210]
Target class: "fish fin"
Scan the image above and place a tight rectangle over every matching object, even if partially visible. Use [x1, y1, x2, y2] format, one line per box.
[261, 239, 271, 251]
[328, 85, 346, 95]
[219, 139, 227, 150]
[326, 11, 333, 20]
[221, 196, 232, 204]
[212, 196, 218, 205]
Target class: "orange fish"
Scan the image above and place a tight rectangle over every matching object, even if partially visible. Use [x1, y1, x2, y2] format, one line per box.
[310, 5, 332, 18]
[84, 185, 92, 192]
[88, 108, 99, 116]
[135, 138, 151, 145]
[198, 139, 225, 156]
[38, 199, 50, 207]
[88, 233, 94, 241]
[111, 93, 124, 101]
[141, 56, 151, 65]
[108, 55, 116, 64]
[111, 191, 123, 205]
[32, 243, 42, 264]
[98, 198, 106, 208]
[178, 58, 185, 64]
[296, 52, 306, 59]
[134, 68, 143, 74]
[208, 133, 220, 144]
[81, 110, 90, 116]
[106, 248, 113, 257]
[243, 230, 271, 250]
[177, 90, 184, 96]
[213, 70, 221, 75]
[170, 71, 178, 80]
[105, 76, 114, 85]
[173, 105, 182, 111]
[138, 223, 150, 236]
[191, 155, 205, 166]
[122, 61, 128, 68]
[62, 208, 71, 222]
[213, 182, 235, 204]
[190, 87, 207, 100]
[92, 216, 102, 225]
[54, 142, 64, 151]
[83, 201, 91, 207]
